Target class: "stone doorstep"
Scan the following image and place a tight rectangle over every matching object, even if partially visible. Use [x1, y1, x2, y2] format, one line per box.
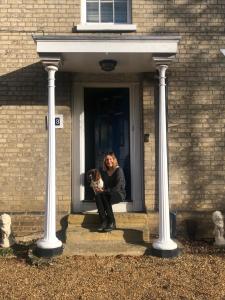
[65, 213, 150, 257]
[63, 240, 150, 257]
[67, 212, 148, 227]
[64, 238, 183, 257]
[66, 226, 150, 243]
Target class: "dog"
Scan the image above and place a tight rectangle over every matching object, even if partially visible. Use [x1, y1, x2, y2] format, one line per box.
[87, 169, 104, 194]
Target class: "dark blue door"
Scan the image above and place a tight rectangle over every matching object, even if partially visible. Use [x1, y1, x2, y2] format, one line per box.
[84, 88, 131, 201]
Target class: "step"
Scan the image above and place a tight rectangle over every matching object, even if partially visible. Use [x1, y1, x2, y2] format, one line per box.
[67, 212, 148, 228]
[66, 213, 150, 244]
[63, 240, 151, 256]
[63, 239, 183, 257]
[66, 226, 150, 243]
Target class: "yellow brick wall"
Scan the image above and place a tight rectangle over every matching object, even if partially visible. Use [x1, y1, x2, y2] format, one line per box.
[1, 1, 225, 235]
[0, 0, 74, 233]
[134, 2, 225, 214]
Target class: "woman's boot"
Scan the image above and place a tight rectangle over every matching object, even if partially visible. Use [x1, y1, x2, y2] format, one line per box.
[95, 194, 108, 232]
[102, 195, 116, 232]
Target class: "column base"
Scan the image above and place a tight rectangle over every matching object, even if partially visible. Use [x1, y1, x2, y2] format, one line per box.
[150, 246, 180, 258]
[35, 245, 63, 258]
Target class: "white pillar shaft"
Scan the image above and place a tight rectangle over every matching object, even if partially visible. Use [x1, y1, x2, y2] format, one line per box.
[37, 65, 62, 249]
[153, 65, 177, 251]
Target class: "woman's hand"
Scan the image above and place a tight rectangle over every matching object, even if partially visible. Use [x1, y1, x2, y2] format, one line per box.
[95, 187, 104, 193]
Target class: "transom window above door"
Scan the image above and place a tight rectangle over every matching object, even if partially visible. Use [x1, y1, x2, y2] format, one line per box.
[86, 0, 130, 23]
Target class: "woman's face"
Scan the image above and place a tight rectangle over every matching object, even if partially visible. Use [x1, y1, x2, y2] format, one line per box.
[105, 155, 114, 168]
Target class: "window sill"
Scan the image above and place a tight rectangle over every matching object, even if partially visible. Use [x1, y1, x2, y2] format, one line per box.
[75, 23, 137, 32]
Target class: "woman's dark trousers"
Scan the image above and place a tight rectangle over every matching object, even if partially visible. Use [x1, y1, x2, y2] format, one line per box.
[95, 192, 115, 225]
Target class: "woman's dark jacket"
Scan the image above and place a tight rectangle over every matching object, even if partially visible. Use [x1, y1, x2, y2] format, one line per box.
[101, 167, 126, 203]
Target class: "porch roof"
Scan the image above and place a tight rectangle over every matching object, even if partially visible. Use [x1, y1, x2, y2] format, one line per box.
[33, 35, 181, 73]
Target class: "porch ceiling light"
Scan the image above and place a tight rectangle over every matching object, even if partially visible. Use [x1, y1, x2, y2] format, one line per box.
[99, 59, 117, 72]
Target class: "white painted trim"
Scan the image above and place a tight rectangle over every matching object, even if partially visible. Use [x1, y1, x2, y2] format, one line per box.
[81, 0, 86, 24]
[76, 23, 137, 32]
[36, 40, 179, 55]
[72, 85, 85, 212]
[72, 81, 143, 212]
[221, 49, 225, 56]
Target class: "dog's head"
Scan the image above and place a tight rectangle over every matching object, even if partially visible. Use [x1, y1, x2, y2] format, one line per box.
[86, 169, 101, 183]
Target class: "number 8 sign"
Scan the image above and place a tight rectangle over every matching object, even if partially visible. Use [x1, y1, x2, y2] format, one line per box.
[55, 115, 63, 128]
[45, 115, 64, 129]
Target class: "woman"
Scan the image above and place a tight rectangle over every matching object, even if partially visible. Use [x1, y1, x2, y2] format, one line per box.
[95, 152, 126, 232]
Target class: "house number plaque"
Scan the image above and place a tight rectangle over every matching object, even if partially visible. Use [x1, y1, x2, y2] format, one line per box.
[46, 114, 64, 129]
[55, 115, 64, 128]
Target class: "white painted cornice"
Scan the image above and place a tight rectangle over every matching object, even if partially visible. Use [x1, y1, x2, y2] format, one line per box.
[33, 35, 181, 73]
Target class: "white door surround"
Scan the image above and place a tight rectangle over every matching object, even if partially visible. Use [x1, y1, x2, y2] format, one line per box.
[72, 81, 143, 213]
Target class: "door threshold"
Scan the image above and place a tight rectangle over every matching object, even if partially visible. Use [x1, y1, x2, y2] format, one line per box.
[76, 201, 134, 213]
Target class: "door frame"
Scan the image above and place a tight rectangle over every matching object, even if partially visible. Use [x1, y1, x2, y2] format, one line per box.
[72, 81, 143, 212]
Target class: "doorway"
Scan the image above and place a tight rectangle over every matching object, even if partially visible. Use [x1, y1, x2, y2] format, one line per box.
[72, 82, 143, 212]
[84, 88, 131, 201]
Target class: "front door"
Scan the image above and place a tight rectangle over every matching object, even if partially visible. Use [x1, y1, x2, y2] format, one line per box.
[84, 88, 131, 201]
[72, 82, 143, 212]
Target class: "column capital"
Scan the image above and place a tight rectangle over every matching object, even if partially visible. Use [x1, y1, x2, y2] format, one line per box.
[152, 54, 176, 68]
[39, 54, 62, 70]
[45, 65, 58, 72]
[157, 64, 168, 77]
[157, 65, 168, 87]
[157, 64, 168, 70]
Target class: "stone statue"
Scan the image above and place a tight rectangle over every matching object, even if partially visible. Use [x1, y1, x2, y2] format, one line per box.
[212, 211, 225, 246]
[0, 214, 14, 248]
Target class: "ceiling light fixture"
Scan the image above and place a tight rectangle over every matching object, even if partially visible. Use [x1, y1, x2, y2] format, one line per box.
[99, 59, 117, 72]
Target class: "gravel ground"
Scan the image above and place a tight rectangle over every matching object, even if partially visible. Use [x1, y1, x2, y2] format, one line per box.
[0, 241, 225, 300]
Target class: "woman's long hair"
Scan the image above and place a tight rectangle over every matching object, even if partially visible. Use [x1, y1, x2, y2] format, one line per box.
[103, 152, 119, 171]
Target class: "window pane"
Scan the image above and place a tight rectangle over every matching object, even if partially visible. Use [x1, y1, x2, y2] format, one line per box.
[87, 2, 99, 22]
[115, 0, 127, 23]
[101, 2, 113, 22]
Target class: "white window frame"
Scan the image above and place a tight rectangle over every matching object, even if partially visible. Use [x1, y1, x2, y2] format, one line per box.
[85, 0, 130, 24]
[77, 0, 136, 32]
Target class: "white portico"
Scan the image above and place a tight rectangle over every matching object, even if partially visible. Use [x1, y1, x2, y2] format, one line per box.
[33, 35, 180, 257]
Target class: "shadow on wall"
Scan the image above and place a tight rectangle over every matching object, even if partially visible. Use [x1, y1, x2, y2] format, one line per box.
[150, 2, 225, 210]
[0, 62, 72, 232]
[0, 62, 72, 106]
[147, 2, 225, 239]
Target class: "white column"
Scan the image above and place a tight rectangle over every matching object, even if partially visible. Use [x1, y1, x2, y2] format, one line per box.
[37, 65, 62, 251]
[153, 65, 177, 251]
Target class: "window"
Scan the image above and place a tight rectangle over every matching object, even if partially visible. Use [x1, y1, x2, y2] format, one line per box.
[86, 0, 130, 24]
[77, 0, 136, 31]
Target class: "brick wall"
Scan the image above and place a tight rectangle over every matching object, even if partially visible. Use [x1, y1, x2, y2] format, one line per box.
[0, 1, 76, 235]
[1, 1, 225, 237]
[134, 2, 225, 214]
